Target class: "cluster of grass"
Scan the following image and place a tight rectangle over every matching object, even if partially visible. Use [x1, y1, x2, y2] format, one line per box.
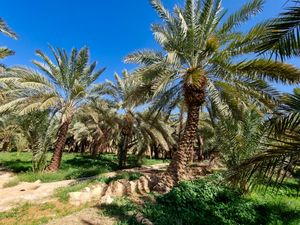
[101, 175, 300, 225]
[54, 180, 97, 202]
[104, 172, 143, 184]
[0, 201, 84, 225]
[0, 152, 163, 186]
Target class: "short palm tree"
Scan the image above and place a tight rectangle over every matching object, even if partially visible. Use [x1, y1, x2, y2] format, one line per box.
[0, 45, 105, 171]
[125, 0, 300, 191]
[227, 89, 300, 190]
[0, 17, 17, 59]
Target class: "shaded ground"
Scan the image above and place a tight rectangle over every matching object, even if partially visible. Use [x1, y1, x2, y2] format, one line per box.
[46, 207, 116, 225]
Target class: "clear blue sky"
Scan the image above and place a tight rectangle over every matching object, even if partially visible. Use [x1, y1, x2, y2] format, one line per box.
[0, 0, 298, 92]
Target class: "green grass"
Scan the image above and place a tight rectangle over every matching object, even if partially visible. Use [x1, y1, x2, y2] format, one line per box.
[0, 152, 164, 186]
[55, 180, 96, 202]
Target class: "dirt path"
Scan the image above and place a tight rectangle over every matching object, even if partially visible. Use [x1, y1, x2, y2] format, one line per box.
[0, 163, 169, 213]
[0, 179, 74, 212]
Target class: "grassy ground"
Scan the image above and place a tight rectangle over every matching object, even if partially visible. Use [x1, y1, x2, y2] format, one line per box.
[0, 201, 87, 225]
[0, 152, 167, 186]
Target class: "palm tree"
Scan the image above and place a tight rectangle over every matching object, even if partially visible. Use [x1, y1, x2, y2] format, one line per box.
[0, 45, 105, 171]
[125, 0, 300, 191]
[227, 89, 300, 190]
[133, 111, 176, 160]
[106, 71, 139, 168]
[0, 17, 17, 60]
[0, 114, 25, 152]
[70, 99, 119, 156]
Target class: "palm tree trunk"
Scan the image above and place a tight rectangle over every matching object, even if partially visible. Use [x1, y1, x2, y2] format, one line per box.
[46, 119, 71, 171]
[158, 104, 200, 189]
[154, 70, 206, 192]
[2, 141, 9, 152]
[118, 134, 129, 168]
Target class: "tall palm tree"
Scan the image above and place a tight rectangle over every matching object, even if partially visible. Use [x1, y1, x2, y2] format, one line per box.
[0, 45, 105, 171]
[0, 17, 17, 60]
[125, 0, 300, 191]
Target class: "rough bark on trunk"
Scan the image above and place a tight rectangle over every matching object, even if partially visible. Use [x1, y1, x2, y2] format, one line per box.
[154, 69, 206, 192]
[46, 119, 71, 171]
[2, 141, 8, 152]
[118, 113, 133, 169]
[155, 104, 200, 190]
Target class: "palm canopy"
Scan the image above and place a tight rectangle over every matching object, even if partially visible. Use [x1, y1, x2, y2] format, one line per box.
[0, 17, 17, 60]
[0, 45, 106, 120]
[0, 17, 17, 39]
[227, 89, 300, 190]
[105, 70, 136, 111]
[125, 0, 300, 117]
[256, 1, 300, 60]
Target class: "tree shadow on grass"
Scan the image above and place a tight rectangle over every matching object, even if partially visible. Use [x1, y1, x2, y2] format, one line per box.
[0, 159, 32, 173]
[96, 200, 139, 225]
[253, 202, 300, 225]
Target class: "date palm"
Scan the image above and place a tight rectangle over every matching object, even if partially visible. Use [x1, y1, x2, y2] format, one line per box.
[0, 45, 105, 171]
[125, 0, 300, 191]
[106, 70, 140, 168]
[227, 89, 300, 190]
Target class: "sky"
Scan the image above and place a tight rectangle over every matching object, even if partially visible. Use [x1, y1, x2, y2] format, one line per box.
[0, 0, 298, 92]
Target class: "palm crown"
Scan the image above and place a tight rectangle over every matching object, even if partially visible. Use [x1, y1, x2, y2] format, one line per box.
[0, 46, 105, 120]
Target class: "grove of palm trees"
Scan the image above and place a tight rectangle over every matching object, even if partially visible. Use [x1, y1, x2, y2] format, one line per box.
[0, 0, 300, 224]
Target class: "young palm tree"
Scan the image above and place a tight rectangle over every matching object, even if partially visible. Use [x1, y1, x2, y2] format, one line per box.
[227, 89, 300, 190]
[0, 17, 17, 59]
[125, 0, 300, 191]
[0, 46, 105, 171]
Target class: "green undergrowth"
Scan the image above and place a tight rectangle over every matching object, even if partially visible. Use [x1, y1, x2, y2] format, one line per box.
[101, 175, 300, 225]
[99, 172, 143, 184]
